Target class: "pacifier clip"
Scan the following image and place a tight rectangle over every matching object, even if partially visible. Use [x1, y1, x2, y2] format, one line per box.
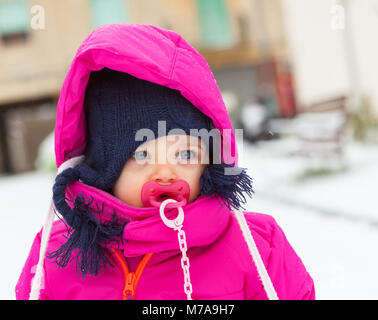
[159, 199, 193, 300]
[141, 180, 193, 300]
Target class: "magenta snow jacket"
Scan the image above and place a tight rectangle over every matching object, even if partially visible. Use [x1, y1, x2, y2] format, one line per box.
[16, 23, 315, 300]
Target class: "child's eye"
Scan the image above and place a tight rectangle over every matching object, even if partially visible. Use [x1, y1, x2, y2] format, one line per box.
[176, 150, 196, 160]
[133, 150, 149, 160]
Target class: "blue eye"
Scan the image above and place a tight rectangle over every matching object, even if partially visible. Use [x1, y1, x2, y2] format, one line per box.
[177, 150, 196, 160]
[133, 150, 148, 160]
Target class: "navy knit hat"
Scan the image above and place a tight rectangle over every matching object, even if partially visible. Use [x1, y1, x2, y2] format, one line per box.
[75, 68, 213, 192]
[50, 68, 253, 277]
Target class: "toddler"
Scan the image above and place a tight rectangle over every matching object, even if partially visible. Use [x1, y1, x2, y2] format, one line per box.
[16, 24, 314, 300]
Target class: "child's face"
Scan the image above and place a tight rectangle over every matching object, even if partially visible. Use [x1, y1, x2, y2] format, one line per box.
[112, 135, 208, 208]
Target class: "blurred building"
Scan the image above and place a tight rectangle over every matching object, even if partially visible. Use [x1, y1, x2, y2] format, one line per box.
[0, 0, 296, 174]
[283, 0, 378, 115]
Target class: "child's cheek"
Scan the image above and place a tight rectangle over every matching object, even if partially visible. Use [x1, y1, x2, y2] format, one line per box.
[112, 169, 145, 207]
[186, 165, 206, 203]
[188, 184, 201, 203]
[117, 183, 144, 207]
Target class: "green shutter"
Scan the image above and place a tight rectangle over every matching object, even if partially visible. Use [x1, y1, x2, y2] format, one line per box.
[0, 0, 29, 35]
[196, 0, 233, 48]
[90, 0, 129, 29]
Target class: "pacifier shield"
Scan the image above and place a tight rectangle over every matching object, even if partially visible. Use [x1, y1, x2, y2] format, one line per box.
[141, 180, 190, 208]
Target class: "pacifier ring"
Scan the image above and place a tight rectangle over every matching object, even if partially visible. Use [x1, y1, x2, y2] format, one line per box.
[159, 199, 184, 229]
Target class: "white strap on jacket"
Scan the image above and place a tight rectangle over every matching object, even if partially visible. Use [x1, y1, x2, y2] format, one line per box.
[233, 209, 279, 300]
[29, 156, 85, 300]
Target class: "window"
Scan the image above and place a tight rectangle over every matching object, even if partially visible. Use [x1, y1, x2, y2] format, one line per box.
[196, 0, 234, 49]
[90, 0, 129, 29]
[0, 0, 29, 44]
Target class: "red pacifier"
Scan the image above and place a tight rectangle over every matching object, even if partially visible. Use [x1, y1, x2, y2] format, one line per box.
[141, 180, 190, 209]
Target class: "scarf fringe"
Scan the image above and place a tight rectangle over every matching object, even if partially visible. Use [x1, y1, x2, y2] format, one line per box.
[200, 163, 254, 211]
[50, 168, 126, 277]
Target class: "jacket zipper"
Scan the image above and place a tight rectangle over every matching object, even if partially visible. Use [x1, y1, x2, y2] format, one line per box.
[111, 248, 153, 300]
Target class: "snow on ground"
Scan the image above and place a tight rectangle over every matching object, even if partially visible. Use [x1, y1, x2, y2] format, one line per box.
[0, 171, 54, 300]
[1, 139, 378, 299]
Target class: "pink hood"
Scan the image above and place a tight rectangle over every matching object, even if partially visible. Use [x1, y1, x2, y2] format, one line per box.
[55, 23, 236, 167]
[16, 24, 314, 300]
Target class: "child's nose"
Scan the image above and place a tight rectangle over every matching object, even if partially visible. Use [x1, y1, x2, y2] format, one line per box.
[150, 164, 177, 184]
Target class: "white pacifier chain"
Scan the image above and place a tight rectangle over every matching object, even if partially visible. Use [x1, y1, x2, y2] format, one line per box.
[159, 199, 193, 300]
